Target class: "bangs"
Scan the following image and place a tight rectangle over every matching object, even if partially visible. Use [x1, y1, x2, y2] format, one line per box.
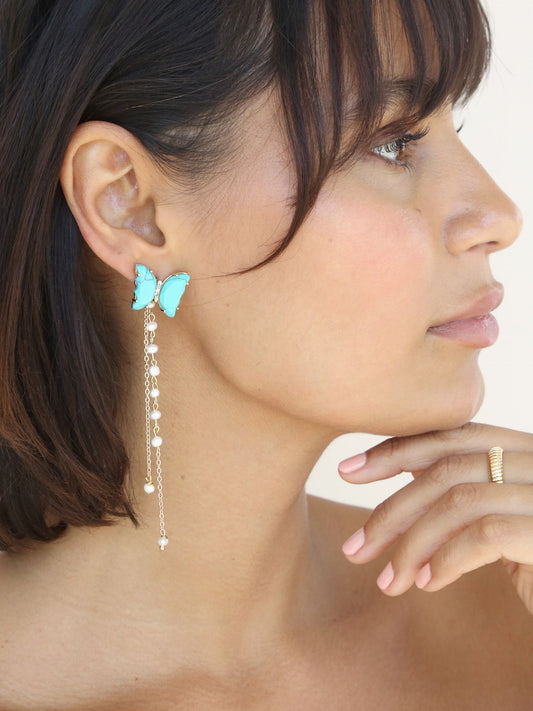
[273, 0, 491, 182]
[340, 0, 492, 161]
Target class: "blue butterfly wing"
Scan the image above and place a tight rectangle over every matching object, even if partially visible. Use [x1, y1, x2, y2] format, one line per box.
[159, 273, 190, 317]
[131, 264, 157, 310]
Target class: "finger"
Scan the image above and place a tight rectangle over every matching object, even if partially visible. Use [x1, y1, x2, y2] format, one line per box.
[341, 452, 533, 564]
[413, 514, 533, 593]
[338, 421, 533, 483]
[367, 483, 533, 595]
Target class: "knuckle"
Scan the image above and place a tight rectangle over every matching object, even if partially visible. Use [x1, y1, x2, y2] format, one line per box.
[427, 454, 463, 489]
[391, 547, 410, 571]
[475, 515, 511, 546]
[386, 436, 407, 459]
[442, 482, 481, 513]
[443, 422, 480, 442]
[435, 540, 456, 570]
[375, 435, 405, 464]
[370, 496, 394, 530]
[426, 463, 449, 489]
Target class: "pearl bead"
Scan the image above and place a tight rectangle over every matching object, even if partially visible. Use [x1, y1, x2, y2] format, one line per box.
[158, 536, 169, 549]
[151, 435, 162, 447]
[150, 388, 160, 398]
[149, 365, 160, 377]
[144, 482, 155, 494]
[146, 344, 159, 354]
[150, 409, 161, 420]
[147, 301, 155, 309]
[146, 322, 158, 332]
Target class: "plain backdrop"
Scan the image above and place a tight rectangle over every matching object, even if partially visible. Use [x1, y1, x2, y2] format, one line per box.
[305, 0, 533, 508]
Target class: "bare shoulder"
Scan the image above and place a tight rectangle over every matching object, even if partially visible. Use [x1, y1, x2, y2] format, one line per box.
[0, 548, 95, 709]
[0, 551, 51, 708]
[306, 491, 371, 538]
[306, 490, 533, 635]
[305, 493, 533, 705]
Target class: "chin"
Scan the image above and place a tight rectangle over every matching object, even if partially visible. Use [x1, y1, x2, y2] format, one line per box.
[422, 358, 486, 430]
[368, 375, 486, 439]
[421, 375, 486, 434]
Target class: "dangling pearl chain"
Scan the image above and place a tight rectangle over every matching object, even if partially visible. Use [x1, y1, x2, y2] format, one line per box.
[143, 301, 168, 550]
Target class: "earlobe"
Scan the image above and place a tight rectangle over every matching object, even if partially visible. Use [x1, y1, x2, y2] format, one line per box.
[59, 121, 165, 281]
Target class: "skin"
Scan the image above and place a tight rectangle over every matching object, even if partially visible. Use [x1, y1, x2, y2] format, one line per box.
[1, 34, 532, 711]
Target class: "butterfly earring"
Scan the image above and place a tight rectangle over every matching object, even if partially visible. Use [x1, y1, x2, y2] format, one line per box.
[131, 263, 190, 549]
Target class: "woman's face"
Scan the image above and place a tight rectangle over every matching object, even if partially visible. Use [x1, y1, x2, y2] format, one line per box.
[153, 85, 521, 438]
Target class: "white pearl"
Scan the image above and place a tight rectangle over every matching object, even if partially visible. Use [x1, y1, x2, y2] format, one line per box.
[146, 301, 156, 309]
[146, 322, 158, 332]
[158, 536, 168, 549]
[150, 409, 161, 420]
[149, 365, 160, 377]
[146, 344, 159, 354]
[150, 388, 160, 398]
[144, 482, 155, 494]
[151, 435, 162, 447]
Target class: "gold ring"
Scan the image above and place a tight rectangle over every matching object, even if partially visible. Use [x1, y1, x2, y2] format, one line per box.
[488, 446, 504, 484]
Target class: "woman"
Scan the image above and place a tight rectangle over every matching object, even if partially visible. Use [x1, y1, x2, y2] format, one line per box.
[0, 0, 531, 708]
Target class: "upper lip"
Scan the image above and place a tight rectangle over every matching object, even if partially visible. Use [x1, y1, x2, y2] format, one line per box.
[429, 285, 504, 328]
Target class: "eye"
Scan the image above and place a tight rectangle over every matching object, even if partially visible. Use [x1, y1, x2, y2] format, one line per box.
[370, 127, 430, 169]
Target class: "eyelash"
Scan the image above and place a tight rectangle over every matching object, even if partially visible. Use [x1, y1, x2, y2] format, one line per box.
[370, 122, 465, 174]
[370, 126, 430, 173]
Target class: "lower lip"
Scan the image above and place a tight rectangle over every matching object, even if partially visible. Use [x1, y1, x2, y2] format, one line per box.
[427, 314, 499, 347]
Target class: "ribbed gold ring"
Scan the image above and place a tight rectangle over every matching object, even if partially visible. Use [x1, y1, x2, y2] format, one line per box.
[488, 446, 504, 484]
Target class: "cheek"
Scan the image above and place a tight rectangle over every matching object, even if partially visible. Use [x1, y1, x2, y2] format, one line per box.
[185, 174, 439, 430]
[277, 190, 439, 424]
[305, 188, 486, 434]
[179, 157, 482, 436]
[303, 183, 434, 358]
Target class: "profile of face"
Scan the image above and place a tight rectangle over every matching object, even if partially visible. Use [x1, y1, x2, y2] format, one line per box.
[63, 9, 523, 444]
[158, 96, 520, 436]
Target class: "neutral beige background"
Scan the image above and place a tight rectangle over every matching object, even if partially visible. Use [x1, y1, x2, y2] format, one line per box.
[306, 0, 533, 508]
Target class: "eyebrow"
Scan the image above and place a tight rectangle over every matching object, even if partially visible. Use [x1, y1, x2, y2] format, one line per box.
[343, 76, 440, 123]
[340, 75, 447, 148]
[381, 77, 439, 110]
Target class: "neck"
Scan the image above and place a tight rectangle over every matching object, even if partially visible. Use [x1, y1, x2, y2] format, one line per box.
[125, 336, 338, 619]
[30, 311, 343, 672]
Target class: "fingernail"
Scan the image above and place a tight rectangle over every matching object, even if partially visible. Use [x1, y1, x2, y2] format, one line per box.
[338, 452, 367, 475]
[415, 562, 432, 589]
[342, 527, 365, 556]
[376, 561, 394, 590]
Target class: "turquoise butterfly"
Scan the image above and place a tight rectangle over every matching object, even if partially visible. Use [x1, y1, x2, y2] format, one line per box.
[131, 263, 190, 318]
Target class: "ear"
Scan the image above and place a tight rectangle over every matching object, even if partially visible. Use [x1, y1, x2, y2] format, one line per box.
[59, 120, 173, 282]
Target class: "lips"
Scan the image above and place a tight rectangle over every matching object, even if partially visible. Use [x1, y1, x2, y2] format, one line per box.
[429, 285, 504, 329]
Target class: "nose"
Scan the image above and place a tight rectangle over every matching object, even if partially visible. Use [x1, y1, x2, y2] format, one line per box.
[441, 145, 523, 256]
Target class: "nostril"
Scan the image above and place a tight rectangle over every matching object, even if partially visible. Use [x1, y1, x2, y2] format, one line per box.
[486, 240, 503, 254]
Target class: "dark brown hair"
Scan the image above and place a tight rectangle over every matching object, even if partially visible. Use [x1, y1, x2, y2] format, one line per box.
[0, 0, 491, 552]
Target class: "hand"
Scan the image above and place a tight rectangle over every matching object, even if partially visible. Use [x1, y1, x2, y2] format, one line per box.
[338, 422, 533, 615]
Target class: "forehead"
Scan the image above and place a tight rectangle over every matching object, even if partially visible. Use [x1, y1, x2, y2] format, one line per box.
[375, 0, 439, 69]
[363, 0, 441, 112]
[224, 0, 489, 182]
